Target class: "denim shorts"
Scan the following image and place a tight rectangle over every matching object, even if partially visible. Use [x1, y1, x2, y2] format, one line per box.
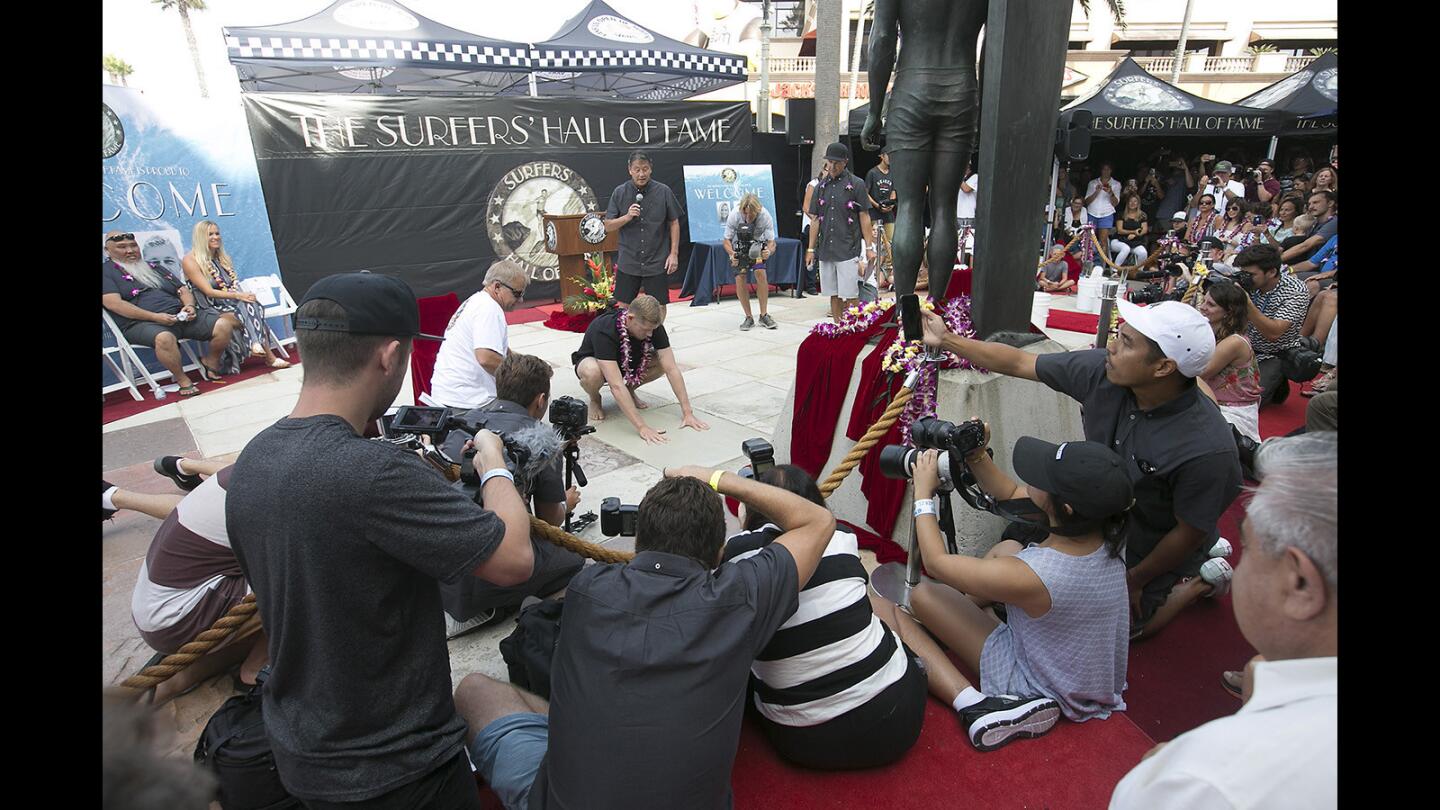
[1091, 214, 1115, 229]
[468, 712, 549, 809]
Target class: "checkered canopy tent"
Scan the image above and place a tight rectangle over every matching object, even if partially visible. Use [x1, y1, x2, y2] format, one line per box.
[224, 0, 746, 100]
[224, 0, 534, 95]
[512, 0, 747, 99]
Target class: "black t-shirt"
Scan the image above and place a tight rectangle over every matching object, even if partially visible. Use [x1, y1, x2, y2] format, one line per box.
[100, 259, 185, 331]
[571, 309, 671, 367]
[1034, 350, 1241, 575]
[865, 166, 896, 223]
[227, 415, 505, 801]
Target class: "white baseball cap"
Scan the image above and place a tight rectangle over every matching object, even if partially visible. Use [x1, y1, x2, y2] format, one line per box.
[1116, 299, 1215, 378]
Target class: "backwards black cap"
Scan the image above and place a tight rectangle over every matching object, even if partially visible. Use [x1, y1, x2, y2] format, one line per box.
[296, 271, 443, 340]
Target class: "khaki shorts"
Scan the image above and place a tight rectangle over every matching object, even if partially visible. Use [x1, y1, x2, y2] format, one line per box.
[819, 259, 861, 298]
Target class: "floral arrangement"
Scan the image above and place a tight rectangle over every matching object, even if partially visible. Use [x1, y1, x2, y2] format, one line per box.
[562, 252, 619, 316]
[874, 296, 987, 444]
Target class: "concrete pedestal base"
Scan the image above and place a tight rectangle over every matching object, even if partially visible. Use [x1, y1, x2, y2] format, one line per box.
[772, 337, 1084, 556]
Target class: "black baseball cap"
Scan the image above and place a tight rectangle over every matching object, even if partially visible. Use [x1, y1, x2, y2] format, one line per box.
[824, 142, 850, 161]
[296, 271, 443, 340]
[1012, 437, 1134, 520]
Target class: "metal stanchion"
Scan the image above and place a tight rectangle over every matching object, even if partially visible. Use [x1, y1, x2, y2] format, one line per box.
[1095, 278, 1121, 349]
[869, 513, 923, 611]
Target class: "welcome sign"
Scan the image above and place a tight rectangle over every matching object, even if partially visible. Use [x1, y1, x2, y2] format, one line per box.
[681, 164, 778, 243]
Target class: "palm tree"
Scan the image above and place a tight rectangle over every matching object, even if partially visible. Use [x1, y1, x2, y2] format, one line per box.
[1078, 0, 1127, 28]
[103, 54, 134, 87]
[153, 0, 209, 98]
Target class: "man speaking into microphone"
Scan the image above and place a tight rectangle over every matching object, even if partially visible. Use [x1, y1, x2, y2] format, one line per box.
[604, 150, 685, 318]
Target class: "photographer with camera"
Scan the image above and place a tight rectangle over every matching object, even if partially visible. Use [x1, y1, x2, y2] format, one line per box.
[226, 272, 536, 808]
[1247, 159, 1282, 212]
[1233, 244, 1313, 405]
[436, 353, 587, 637]
[453, 466, 835, 809]
[875, 428, 1136, 752]
[724, 192, 779, 331]
[919, 299, 1241, 641]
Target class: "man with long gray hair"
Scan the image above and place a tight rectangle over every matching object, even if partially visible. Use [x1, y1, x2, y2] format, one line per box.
[1110, 432, 1337, 809]
[102, 230, 239, 395]
[430, 259, 528, 409]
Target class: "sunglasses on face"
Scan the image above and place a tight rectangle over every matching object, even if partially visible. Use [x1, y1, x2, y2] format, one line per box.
[107, 233, 136, 243]
[495, 281, 524, 298]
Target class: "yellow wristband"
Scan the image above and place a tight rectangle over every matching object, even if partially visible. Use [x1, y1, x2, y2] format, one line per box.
[709, 470, 725, 492]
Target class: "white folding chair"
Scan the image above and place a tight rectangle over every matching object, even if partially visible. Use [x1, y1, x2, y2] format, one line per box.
[102, 309, 206, 401]
[239, 274, 299, 359]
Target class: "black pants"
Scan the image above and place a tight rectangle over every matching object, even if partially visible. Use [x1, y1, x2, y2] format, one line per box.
[301, 751, 479, 810]
[1257, 356, 1286, 402]
[755, 650, 927, 771]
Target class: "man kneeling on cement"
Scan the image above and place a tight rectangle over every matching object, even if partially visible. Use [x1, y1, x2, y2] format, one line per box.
[454, 466, 835, 809]
[571, 293, 709, 445]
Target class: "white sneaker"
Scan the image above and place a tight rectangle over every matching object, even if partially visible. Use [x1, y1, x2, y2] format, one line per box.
[1207, 537, 1232, 559]
[1200, 558, 1233, 597]
[444, 608, 497, 639]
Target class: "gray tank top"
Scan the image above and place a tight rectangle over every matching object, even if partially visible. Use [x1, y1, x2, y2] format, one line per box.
[979, 543, 1130, 721]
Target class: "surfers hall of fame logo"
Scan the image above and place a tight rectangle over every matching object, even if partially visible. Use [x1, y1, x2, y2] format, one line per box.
[487, 161, 599, 282]
[588, 14, 654, 43]
[103, 103, 125, 159]
[1103, 75, 1194, 112]
[1313, 67, 1337, 102]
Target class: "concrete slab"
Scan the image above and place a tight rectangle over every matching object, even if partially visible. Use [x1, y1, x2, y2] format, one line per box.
[103, 418, 197, 471]
[586, 404, 759, 470]
[691, 383, 790, 435]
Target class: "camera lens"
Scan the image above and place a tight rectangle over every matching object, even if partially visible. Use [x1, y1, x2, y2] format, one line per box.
[878, 445, 915, 480]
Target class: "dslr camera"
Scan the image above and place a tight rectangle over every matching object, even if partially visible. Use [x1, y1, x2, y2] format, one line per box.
[878, 417, 988, 492]
[732, 221, 761, 271]
[548, 395, 594, 441]
[600, 497, 638, 537]
[737, 438, 775, 480]
[1128, 282, 1173, 306]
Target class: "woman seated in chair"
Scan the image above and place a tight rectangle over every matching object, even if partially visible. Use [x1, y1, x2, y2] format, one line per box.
[181, 220, 290, 370]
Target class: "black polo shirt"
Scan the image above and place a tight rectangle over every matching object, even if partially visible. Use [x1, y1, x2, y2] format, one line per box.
[605, 179, 684, 277]
[1035, 349, 1242, 576]
[530, 545, 799, 810]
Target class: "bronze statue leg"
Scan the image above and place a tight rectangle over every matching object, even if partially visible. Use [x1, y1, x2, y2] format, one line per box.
[888, 147, 970, 301]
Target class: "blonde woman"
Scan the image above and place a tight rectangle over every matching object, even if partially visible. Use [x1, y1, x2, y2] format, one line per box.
[182, 221, 290, 369]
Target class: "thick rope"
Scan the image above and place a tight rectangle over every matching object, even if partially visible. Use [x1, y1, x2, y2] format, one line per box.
[529, 516, 634, 564]
[819, 386, 915, 499]
[111, 595, 261, 698]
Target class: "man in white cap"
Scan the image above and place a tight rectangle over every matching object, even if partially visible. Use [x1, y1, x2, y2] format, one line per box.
[921, 300, 1242, 639]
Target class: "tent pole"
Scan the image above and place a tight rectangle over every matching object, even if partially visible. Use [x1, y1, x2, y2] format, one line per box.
[1043, 156, 1059, 258]
[528, 43, 538, 98]
[1266, 135, 1278, 160]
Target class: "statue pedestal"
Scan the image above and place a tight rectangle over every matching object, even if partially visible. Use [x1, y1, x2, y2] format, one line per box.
[772, 338, 1084, 556]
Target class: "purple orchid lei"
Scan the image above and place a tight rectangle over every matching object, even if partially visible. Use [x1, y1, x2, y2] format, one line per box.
[876, 295, 988, 445]
[616, 308, 652, 386]
[809, 299, 894, 338]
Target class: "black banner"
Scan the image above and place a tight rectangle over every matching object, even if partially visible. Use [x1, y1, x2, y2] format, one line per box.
[242, 94, 753, 303]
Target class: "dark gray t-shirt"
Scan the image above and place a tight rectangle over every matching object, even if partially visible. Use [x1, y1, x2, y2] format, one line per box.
[531, 545, 799, 810]
[605, 180, 684, 277]
[227, 414, 505, 801]
[1034, 350, 1241, 575]
[101, 259, 184, 331]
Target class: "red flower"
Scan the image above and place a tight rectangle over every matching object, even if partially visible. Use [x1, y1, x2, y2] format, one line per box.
[583, 287, 596, 296]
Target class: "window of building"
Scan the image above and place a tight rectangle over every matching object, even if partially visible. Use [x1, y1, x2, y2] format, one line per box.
[1118, 40, 1221, 57]
[771, 1, 804, 38]
[1250, 39, 1337, 56]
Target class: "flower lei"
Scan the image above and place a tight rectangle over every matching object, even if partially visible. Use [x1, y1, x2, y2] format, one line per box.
[810, 298, 894, 337]
[1185, 210, 1216, 244]
[877, 295, 986, 444]
[616, 308, 652, 386]
[1080, 224, 1096, 264]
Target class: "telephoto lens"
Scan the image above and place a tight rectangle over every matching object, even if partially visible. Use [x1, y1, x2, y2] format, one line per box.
[878, 445, 916, 480]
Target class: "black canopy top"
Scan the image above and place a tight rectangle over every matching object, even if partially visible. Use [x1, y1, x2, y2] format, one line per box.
[1062, 58, 1282, 137]
[1237, 53, 1337, 133]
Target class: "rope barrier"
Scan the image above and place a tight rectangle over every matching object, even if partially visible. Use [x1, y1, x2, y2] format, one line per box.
[110, 594, 262, 699]
[819, 386, 915, 499]
[529, 516, 634, 564]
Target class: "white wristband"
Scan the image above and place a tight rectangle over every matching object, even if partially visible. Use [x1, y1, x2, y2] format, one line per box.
[481, 468, 515, 487]
[913, 498, 938, 518]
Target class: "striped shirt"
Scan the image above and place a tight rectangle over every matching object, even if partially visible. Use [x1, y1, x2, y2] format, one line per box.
[723, 525, 908, 727]
[1245, 273, 1310, 360]
[131, 466, 249, 654]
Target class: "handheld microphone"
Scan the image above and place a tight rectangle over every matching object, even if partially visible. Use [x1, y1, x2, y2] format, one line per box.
[635, 192, 644, 205]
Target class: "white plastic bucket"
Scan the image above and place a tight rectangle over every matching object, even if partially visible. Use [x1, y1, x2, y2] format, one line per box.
[1076, 276, 1100, 313]
[1031, 292, 1052, 329]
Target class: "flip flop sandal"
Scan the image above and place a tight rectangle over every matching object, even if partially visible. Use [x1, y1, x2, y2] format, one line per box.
[267, 358, 292, 369]
[178, 384, 201, 397]
[199, 364, 226, 383]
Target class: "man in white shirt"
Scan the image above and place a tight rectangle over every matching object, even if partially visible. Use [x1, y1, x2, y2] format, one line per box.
[1084, 162, 1122, 261]
[1110, 432, 1337, 810]
[1193, 159, 1247, 213]
[956, 164, 978, 264]
[429, 260, 527, 409]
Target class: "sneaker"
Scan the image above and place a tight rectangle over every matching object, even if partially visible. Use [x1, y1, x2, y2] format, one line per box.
[739, 316, 755, 331]
[103, 480, 116, 522]
[958, 694, 1061, 752]
[1302, 367, 1335, 397]
[758, 313, 777, 329]
[1200, 557, 1233, 597]
[1207, 537, 1232, 559]
[444, 608, 498, 640]
[154, 455, 204, 491]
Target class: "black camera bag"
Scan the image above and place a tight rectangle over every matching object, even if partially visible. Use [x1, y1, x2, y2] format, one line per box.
[193, 668, 302, 810]
[498, 598, 565, 699]
[1279, 337, 1323, 382]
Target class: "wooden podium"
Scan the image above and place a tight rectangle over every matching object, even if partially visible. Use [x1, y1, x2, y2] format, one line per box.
[543, 212, 618, 303]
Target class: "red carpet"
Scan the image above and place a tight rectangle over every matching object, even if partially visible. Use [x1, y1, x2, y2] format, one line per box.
[1047, 308, 1100, 333]
[101, 350, 302, 425]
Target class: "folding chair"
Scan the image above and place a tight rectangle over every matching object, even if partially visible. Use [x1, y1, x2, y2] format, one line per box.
[102, 309, 205, 401]
[238, 274, 299, 359]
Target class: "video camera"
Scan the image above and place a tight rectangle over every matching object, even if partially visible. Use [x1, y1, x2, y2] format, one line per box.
[387, 405, 542, 490]
[732, 221, 761, 271]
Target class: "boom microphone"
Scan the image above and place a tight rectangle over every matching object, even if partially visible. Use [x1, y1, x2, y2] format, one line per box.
[508, 421, 567, 495]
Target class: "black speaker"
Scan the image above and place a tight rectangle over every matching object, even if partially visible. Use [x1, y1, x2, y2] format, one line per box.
[1055, 109, 1092, 161]
[787, 98, 816, 145]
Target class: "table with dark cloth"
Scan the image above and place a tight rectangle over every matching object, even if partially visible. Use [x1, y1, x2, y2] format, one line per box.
[680, 237, 803, 306]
